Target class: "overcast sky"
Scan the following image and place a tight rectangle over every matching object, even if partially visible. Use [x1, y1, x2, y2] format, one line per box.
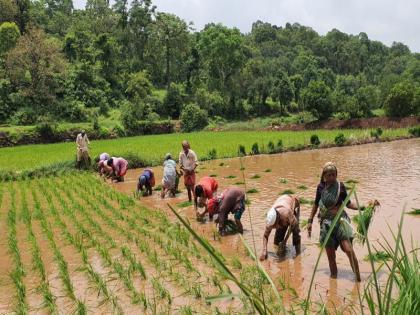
[74, 0, 420, 52]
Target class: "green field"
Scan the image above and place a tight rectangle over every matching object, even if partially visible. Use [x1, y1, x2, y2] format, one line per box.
[0, 128, 411, 171]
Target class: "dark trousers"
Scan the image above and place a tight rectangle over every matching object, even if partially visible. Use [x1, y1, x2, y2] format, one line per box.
[274, 224, 301, 247]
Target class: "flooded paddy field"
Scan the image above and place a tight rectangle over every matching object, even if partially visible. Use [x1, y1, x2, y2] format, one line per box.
[116, 138, 420, 312]
[0, 138, 418, 314]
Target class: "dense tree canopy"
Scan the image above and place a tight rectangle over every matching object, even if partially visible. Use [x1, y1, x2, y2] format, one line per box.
[0, 0, 419, 129]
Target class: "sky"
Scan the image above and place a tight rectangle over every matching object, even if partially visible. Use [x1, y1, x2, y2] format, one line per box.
[73, 0, 420, 52]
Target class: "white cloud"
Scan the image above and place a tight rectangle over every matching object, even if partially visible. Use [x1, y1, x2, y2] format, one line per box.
[73, 0, 420, 52]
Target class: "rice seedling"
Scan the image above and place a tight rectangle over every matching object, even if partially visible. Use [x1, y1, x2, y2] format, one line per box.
[280, 189, 295, 195]
[224, 175, 237, 179]
[209, 174, 218, 177]
[151, 278, 171, 304]
[406, 208, 420, 215]
[219, 162, 225, 166]
[7, 184, 28, 315]
[246, 188, 259, 194]
[345, 179, 359, 184]
[363, 251, 391, 262]
[240, 167, 246, 171]
[279, 178, 288, 184]
[250, 174, 261, 179]
[19, 184, 57, 314]
[231, 257, 242, 270]
[353, 200, 380, 244]
[234, 181, 244, 185]
[154, 185, 162, 191]
[177, 201, 193, 208]
[179, 305, 194, 315]
[264, 169, 272, 173]
[298, 197, 314, 205]
[297, 184, 308, 190]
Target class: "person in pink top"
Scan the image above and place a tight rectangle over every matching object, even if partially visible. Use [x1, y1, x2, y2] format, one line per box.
[107, 157, 128, 182]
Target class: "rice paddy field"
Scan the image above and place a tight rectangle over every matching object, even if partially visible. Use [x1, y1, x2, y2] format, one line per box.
[0, 133, 419, 314]
[0, 128, 412, 171]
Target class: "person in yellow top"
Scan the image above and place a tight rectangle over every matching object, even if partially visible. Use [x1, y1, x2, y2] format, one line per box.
[76, 130, 91, 169]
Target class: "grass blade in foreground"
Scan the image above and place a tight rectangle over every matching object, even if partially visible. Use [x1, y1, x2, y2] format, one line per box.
[167, 203, 273, 315]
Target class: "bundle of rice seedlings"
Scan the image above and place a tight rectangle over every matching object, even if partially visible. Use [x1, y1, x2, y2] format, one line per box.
[406, 208, 420, 215]
[280, 189, 295, 195]
[364, 251, 391, 262]
[353, 199, 380, 244]
[246, 188, 259, 194]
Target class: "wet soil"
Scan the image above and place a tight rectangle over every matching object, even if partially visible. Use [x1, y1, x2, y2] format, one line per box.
[112, 138, 420, 311]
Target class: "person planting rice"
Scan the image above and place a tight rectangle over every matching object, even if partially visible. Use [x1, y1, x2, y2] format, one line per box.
[307, 162, 370, 282]
[179, 140, 198, 202]
[107, 157, 128, 182]
[137, 168, 155, 196]
[260, 194, 301, 261]
[194, 176, 218, 218]
[161, 153, 182, 198]
[204, 187, 246, 235]
[99, 152, 110, 161]
[98, 159, 112, 178]
[75, 130, 90, 169]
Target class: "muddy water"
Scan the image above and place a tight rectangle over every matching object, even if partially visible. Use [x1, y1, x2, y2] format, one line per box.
[113, 138, 420, 310]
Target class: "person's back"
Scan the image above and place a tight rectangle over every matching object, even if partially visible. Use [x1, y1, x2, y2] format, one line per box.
[219, 188, 245, 214]
[198, 177, 218, 198]
[163, 159, 176, 177]
[271, 194, 297, 227]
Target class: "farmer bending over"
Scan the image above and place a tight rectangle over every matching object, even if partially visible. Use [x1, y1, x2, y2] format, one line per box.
[161, 153, 182, 198]
[107, 157, 128, 182]
[194, 176, 218, 219]
[206, 187, 246, 236]
[137, 168, 155, 196]
[260, 194, 301, 261]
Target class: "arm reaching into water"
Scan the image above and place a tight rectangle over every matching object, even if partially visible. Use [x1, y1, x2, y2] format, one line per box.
[259, 226, 274, 261]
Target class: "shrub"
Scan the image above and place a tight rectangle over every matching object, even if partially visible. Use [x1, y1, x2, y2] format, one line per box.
[180, 103, 208, 132]
[277, 139, 283, 150]
[207, 148, 217, 160]
[408, 126, 420, 137]
[35, 118, 57, 142]
[251, 143, 259, 155]
[10, 107, 37, 125]
[300, 80, 333, 120]
[267, 141, 275, 154]
[112, 124, 126, 137]
[384, 81, 417, 117]
[238, 145, 246, 156]
[370, 127, 383, 139]
[310, 134, 320, 146]
[334, 133, 346, 146]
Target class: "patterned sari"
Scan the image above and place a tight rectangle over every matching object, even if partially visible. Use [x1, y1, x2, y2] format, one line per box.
[319, 180, 353, 249]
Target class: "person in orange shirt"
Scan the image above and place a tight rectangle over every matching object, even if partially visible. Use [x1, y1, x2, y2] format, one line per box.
[194, 176, 218, 218]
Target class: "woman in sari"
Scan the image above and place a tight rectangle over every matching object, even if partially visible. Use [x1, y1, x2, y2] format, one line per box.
[307, 162, 364, 282]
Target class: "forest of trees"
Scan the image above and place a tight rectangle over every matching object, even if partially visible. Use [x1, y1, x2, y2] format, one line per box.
[1, 0, 420, 133]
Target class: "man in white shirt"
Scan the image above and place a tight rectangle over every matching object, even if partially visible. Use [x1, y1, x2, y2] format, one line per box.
[76, 130, 90, 168]
[179, 140, 198, 202]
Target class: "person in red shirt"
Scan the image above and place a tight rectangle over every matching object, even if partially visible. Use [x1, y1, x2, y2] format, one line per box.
[194, 176, 218, 217]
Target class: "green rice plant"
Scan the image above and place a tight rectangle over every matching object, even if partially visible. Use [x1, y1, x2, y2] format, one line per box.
[219, 162, 224, 166]
[406, 208, 420, 215]
[179, 305, 194, 315]
[209, 174, 218, 177]
[250, 174, 260, 179]
[231, 257, 242, 270]
[121, 246, 146, 280]
[264, 169, 272, 172]
[151, 278, 171, 304]
[0, 128, 411, 173]
[280, 189, 294, 195]
[297, 184, 308, 190]
[251, 143, 260, 155]
[298, 197, 314, 205]
[300, 219, 309, 230]
[7, 184, 28, 315]
[279, 178, 288, 184]
[234, 181, 244, 185]
[363, 251, 391, 262]
[246, 188, 259, 194]
[345, 179, 359, 184]
[154, 184, 162, 191]
[224, 175, 236, 179]
[244, 198, 251, 205]
[353, 200, 379, 244]
[19, 184, 57, 314]
[177, 201, 193, 208]
[238, 145, 246, 156]
[167, 203, 277, 314]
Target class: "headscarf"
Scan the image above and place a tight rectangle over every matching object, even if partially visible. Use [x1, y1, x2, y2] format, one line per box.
[266, 207, 277, 226]
[321, 162, 338, 183]
[165, 153, 172, 160]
